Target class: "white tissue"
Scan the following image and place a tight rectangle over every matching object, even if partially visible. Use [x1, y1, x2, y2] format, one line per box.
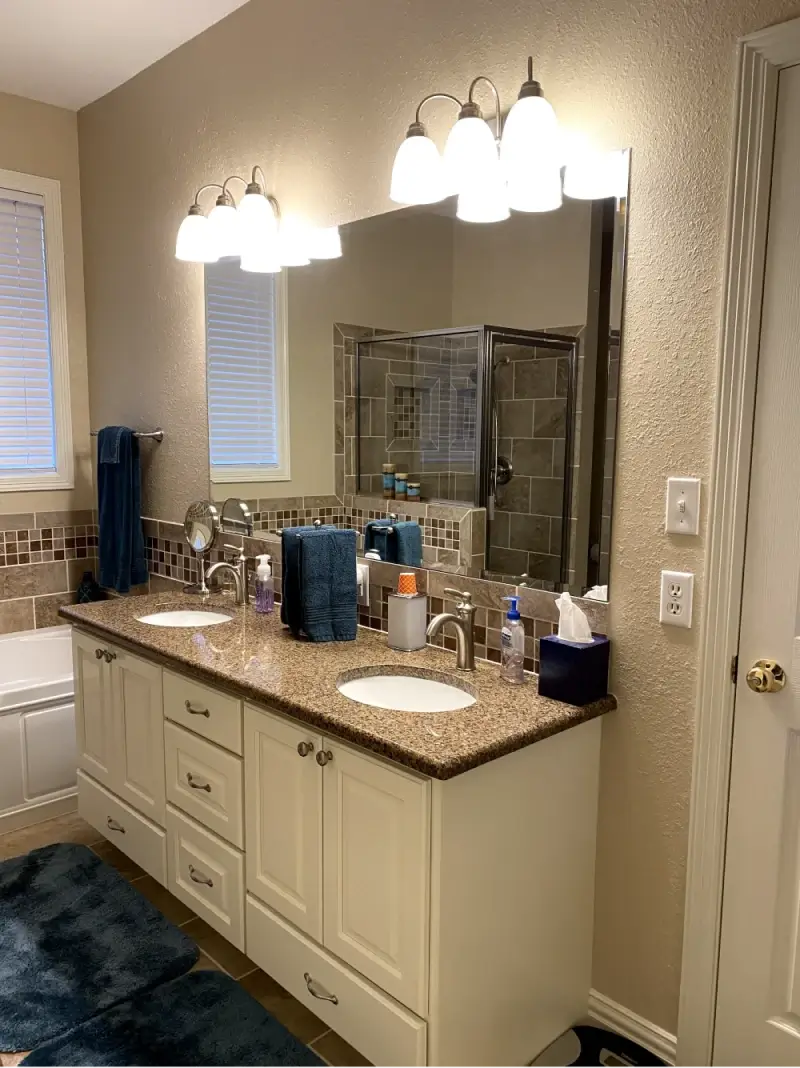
[555, 592, 594, 644]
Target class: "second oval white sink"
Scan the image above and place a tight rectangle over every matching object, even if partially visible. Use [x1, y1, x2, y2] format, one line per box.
[136, 610, 232, 628]
[337, 672, 475, 713]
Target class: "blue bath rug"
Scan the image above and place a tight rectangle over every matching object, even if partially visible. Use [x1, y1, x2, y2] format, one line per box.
[0, 842, 198, 1051]
[23, 970, 326, 1066]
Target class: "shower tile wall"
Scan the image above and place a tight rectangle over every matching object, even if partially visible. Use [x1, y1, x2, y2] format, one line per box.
[490, 343, 570, 587]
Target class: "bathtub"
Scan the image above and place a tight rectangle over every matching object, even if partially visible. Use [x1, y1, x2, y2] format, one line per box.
[0, 625, 77, 832]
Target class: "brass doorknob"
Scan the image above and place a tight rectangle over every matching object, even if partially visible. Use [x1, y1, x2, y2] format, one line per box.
[745, 659, 786, 694]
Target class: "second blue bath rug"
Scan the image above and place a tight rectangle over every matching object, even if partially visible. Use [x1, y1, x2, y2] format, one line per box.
[0, 842, 198, 1050]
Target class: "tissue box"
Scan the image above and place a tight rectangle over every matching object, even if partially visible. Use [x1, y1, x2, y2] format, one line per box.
[538, 634, 610, 706]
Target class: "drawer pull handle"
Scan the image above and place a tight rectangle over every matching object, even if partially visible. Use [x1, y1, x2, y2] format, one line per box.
[95, 648, 104, 659]
[315, 749, 333, 767]
[106, 817, 125, 834]
[304, 972, 338, 1005]
[103, 649, 117, 663]
[297, 741, 314, 757]
[185, 700, 210, 718]
[187, 773, 211, 792]
[188, 864, 214, 887]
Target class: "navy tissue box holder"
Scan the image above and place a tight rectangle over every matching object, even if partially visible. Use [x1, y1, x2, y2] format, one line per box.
[538, 634, 610, 706]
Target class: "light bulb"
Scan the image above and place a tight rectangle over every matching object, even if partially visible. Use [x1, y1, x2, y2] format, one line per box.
[390, 124, 448, 205]
[308, 226, 342, 260]
[207, 200, 240, 258]
[456, 166, 510, 224]
[277, 216, 311, 266]
[507, 164, 563, 213]
[175, 209, 217, 262]
[443, 112, 498, 194]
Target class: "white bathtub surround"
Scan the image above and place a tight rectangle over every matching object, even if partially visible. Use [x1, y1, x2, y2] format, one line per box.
[0, 625, 77, 832]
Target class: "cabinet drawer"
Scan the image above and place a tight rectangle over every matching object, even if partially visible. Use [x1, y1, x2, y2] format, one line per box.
[165, 722, 243, 848]
[78, 770, 166, 883]
[163, 671, 242, 755]
[246, 894, 427, 1067]
[166, 805, 245, 950]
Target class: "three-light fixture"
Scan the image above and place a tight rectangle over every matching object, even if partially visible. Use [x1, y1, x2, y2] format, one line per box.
[390, 58, 627, 221]
[175, 165, 342, 271]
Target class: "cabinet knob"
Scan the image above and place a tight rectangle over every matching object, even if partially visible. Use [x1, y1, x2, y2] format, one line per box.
[188, 864, 214, 888]
[106, 817, 125, 834]
[297, 740, 314, 757]
[315, 749, 333, 767]
[186, 773, 211, 792]
[95, 648, 104, 659]
[103, 649, 117, 663]
[184, 700, 210, 718]
[304, 972, 338, 1004]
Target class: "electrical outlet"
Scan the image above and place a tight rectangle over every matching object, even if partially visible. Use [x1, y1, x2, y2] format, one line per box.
[660, 570, 694, 628]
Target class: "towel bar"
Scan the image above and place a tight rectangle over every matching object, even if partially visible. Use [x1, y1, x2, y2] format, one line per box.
[91, 428, 164, 442]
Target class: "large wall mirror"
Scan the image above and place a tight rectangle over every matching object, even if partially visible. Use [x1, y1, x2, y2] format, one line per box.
[204, 153, 628, 600]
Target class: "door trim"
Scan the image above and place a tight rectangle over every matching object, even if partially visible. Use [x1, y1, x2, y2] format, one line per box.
[677, 18, 800, 1066]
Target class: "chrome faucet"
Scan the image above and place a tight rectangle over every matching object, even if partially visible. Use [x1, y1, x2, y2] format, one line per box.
[205, 543, 250, 606]
[426, 588, 477, 671]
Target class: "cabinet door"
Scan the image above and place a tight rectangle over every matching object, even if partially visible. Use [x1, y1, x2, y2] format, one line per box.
[73, 630, 114, 789]
[110, 646, 165, 823]
[322, 742, 430, 1015]
[244, 704, 322, 940]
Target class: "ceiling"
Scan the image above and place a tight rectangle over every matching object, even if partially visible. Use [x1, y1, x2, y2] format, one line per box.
[0, 0, 251, 110]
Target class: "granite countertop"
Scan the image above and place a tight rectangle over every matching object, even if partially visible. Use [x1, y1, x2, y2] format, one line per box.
[60, 592, 616, 780]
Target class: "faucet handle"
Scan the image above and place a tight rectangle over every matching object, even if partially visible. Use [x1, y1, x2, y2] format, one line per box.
[224, 542, 245, 558]
[444, 588, 474, 607]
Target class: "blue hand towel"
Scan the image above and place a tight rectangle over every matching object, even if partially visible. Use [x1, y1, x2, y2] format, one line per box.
[280, 525, 337, 636]
[97, 427, 148, 595]
[297, 529, 357, 642]
[364, 518, 394, 556]
[393, 521, 423, 567]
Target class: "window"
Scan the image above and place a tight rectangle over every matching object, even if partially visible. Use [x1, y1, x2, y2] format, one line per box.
[0, 169, 72, 490]
[205, 259, 289, 483]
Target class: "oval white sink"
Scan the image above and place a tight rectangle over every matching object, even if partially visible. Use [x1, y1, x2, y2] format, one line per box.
[136, 610, 232, 628]
[337, 673, 475, 713]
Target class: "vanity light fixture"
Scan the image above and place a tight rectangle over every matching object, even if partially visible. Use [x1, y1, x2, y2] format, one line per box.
[175, 165, 342, 268]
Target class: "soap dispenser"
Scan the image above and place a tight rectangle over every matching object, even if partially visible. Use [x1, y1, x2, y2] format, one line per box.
[254, 554, 274, 615]
[500, 595, 526, 684]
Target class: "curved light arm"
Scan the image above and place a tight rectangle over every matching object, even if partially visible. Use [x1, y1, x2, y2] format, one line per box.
[414, 92, 463, 124]
[191, 182, 225, 207]
[221, 173, 248, 200]
[468, 75, 502, 140]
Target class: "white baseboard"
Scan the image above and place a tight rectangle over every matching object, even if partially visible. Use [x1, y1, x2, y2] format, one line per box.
[588, 989, 678, 1065]
[0, 792, 77, 835]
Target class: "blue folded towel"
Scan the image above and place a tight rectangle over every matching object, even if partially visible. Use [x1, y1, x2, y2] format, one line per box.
[393, 521, 423, 567]
[364, 518, 393, 556]
[97, 427, 148, 595]
[280, 525, 337, 634]
[297, 529, 357, 642]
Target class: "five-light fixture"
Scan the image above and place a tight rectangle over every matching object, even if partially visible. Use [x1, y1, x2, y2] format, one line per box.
[390, 57, 627, 220]
[175, 165, 342, 270]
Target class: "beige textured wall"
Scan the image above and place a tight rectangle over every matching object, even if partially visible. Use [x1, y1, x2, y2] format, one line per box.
[0, 92, 91, 513]
[77, 0, 800, 1031]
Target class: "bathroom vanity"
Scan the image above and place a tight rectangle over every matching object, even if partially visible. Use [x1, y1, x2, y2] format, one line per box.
[62, 595, 614, 1067]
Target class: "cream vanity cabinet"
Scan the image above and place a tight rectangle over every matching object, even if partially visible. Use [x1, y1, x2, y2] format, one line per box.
[73, 628, 602, 1067]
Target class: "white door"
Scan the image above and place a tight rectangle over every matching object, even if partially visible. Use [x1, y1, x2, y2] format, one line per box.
[244, 704, 323, 940]
[109, 646, 165, 822]
[322, 740, 430, 1015]
[73, 630, 114, 789]
[716, 62, 800, 1066]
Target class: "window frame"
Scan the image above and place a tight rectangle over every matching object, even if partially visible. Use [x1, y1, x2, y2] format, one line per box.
[0, 167, 73, 491]
[205, 261, 291, 485]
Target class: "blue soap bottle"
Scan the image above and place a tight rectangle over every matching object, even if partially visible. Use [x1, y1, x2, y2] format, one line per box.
[500, 595, 525, 684]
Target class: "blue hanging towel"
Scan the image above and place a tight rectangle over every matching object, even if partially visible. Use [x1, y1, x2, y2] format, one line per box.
[280, 525, 337, 636]
[297, 529, 357, 642]
[97, 427, 148, 595]
[393, 521, 423, 567]
[364, 517, 394, 556]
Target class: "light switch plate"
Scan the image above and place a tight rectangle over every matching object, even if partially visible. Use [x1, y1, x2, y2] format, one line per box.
[660, 570, 694, 628]
[665, 477, 701, 535]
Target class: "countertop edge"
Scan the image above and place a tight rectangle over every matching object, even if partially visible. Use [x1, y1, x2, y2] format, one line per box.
[61, 607, 616, 780]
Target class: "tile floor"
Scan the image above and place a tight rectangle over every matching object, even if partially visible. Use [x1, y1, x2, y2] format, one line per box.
[0, 811, 371, 1067]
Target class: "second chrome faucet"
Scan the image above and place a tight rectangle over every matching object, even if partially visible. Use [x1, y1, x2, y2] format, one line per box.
[426, 588, 477, 670]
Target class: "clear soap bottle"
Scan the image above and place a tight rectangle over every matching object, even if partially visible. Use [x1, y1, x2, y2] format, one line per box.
[254, 554, 275, 615]
[500, 595, 526, 684]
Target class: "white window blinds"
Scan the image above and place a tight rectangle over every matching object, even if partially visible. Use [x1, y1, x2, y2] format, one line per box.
[0, 190, 56, 473]
[205, 259, 288, 480]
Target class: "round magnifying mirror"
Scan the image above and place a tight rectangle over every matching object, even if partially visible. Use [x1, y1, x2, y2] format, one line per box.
[221, 497, 254, 537]
[184, 500, 220, 554]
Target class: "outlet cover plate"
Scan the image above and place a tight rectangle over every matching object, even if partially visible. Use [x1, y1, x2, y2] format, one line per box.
[665, 477, 701, 535]
[660, 570, 694, 628]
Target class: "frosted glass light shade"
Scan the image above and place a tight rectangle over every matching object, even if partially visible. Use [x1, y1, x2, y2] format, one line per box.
[500, 94, 559, 177]
[507, 164, 563, 213]
[443, 116, 498, 193]
[240, 249, 282, 273]
[564, 149, 626, 200]
[390, 133, 448, 205]
[237, 191, 277, 239]
[456, 166, 510, 223]
[308, 226, 342, 259]
[175, 212, 217, 262]
[277, 216, 311, 266]
[207, 201, 240, 258]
